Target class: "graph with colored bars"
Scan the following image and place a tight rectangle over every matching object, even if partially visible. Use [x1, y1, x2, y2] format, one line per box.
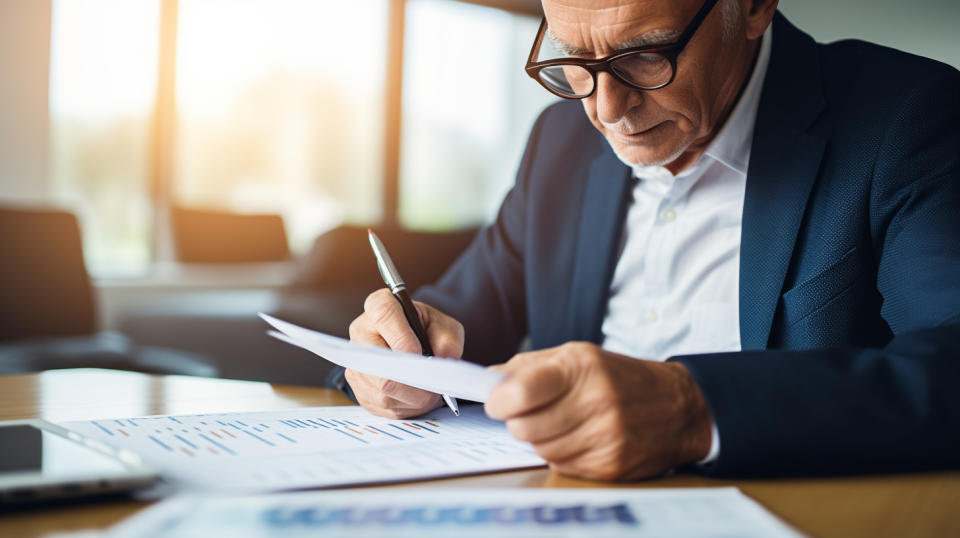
[59, 405, 545, 491]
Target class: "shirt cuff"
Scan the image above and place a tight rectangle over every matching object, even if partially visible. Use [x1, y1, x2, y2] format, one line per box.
[697, 422, 721, 465]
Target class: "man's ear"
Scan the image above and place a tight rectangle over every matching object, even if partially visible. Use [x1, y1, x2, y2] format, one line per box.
[742, 0, 778, 40]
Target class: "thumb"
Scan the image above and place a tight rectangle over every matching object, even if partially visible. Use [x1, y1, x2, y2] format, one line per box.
[486, 359, 569, 419]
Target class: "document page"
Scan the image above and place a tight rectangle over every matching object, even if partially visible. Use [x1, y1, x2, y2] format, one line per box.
[259, 313, 505, 403]
[107, 487, 805, 538]
[58, 405, 544, 492]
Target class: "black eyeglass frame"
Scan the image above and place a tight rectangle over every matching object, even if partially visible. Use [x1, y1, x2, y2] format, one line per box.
[525, 0, 721, 98]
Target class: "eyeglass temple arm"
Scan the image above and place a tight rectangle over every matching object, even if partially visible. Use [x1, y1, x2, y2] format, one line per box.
[674, 0, 721, 50]
[526, 17, 548, 66]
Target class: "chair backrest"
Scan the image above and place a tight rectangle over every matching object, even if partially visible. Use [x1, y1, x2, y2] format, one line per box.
[171, 206, 290, 263]
[0, 206, 96, 341]
[290, 225, 480, 293]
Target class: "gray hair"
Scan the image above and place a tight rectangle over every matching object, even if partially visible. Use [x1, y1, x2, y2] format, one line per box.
[720, 0, 743, 40]
[546, 0, 744, 57]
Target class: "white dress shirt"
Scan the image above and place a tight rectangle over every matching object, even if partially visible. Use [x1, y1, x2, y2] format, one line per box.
[600, 27, 773, 464]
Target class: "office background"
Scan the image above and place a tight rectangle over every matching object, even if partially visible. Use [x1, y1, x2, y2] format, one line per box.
[1, 0, 957, 382]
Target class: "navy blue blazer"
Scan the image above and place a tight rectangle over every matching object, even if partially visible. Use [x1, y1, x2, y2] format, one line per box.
[415, 13, 960, 477]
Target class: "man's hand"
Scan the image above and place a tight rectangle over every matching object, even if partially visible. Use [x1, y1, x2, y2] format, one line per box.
[346, 289, 465, 419]
[485, 342, 713, 480]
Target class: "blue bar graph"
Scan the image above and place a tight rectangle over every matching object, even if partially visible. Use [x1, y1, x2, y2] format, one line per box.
[149, 435, 173, 452]
[199, 433, 236, 455]
[243, 430, 276, 446]
[175, 434, 199, 449]
[413, 422, 439, 434]
[390, 424, 423, 438]
[64, 405, 548, 494]
[366, 425, 403, 440]
[90, 421, 114, 436]
[334, 428, 368, 444]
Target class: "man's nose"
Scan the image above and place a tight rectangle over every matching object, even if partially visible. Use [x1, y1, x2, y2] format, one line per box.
[594, 72, 642, 125]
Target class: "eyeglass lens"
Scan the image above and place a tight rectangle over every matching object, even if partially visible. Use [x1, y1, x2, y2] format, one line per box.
[537, 65, 593, 97]
[537, 53, 674, 97]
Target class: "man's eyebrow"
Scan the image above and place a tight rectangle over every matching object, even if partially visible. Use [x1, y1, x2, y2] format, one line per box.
[616, 29, 680, 50]
[546, 28, 680, 57]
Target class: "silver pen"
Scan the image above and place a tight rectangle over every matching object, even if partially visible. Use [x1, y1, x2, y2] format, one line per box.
[367, 229, 460, 416]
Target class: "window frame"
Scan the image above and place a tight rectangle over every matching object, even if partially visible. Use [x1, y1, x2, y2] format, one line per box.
[146, 0, 541, 261]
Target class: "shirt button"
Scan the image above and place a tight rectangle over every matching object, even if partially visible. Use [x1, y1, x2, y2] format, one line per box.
[660, 207, 677, 222]
[645, 309, 659, 323]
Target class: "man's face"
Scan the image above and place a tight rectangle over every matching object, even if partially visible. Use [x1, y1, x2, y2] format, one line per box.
[542, 0, 750, 170]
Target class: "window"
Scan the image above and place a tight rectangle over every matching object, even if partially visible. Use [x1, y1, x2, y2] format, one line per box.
[49, 0, 160, 274]
[399, 0, 556, 230]
[174, 1, 388, 252]
[46, 0, 549, 275]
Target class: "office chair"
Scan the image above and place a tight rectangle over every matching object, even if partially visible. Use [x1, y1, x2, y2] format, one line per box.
[171, 206, 290, 263]
[0, 206, 216, 377]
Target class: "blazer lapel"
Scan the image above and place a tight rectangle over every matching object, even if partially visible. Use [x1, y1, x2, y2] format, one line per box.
[739, 13, 827, 350]
[566, 149, 633, 343]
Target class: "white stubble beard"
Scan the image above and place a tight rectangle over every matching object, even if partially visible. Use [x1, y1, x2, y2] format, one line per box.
[609, 136, 694, 171]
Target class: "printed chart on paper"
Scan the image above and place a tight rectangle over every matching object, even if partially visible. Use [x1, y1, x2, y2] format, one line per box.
[60, 405, 544, 492]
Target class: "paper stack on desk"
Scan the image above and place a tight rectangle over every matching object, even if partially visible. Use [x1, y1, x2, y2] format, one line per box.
[57, 316, 541, 492]
[259, 313, 504, 403]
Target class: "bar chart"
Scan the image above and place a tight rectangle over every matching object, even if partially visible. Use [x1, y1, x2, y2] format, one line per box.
[60, 405, 544, 491]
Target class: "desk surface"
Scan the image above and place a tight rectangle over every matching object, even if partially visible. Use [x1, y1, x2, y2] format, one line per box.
[1, 369, 958, 538]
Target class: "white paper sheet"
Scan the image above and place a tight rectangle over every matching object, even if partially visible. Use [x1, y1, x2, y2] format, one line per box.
[106, 487, 805, 538]
[58, 405, 544, 493]
[259, 313, 504, 402]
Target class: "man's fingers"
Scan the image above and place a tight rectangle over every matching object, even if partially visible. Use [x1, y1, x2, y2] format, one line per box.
[527, 423, 594, 464]
[348, 295, 463, 420]
[502, 392, 586, 444]
[347, 368, 434, 406]
[420, 303, 465, 359]
[382, 379, 440, 408]
[363, 289, 422, 354]
[485, 359, 571, 420]
[348, 317, 389, 348]
[356, 292, 465, 360]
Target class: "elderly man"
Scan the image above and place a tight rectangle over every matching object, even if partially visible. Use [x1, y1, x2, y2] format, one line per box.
[338, 0, 960, 479]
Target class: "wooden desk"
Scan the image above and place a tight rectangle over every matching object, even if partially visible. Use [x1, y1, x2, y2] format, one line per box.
[1, 369, 958, 538]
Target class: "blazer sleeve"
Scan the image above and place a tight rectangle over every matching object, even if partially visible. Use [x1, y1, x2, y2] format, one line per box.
[674, 69, 960, 477]
[412, 111, 552, 366]
[325, 111, 548, 393]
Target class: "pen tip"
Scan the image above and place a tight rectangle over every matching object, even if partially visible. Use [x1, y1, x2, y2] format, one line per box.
[367, 228, 373, 235]
[453, 409, 460, 416]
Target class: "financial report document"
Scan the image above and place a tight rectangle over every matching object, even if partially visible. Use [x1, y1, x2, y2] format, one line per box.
[259, 313, 505, 402]
[59, 405, 545, 492]
[106, 487, 805, 538]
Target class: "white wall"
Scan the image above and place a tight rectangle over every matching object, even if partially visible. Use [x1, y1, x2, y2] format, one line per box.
[0, 0, 52, 201]
[779, 0, 960, 69]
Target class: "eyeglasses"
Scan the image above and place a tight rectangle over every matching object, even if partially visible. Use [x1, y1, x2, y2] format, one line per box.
[525, 0, 720, 99]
